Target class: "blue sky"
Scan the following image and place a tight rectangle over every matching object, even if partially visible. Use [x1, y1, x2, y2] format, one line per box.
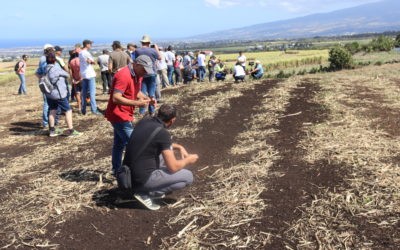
[0, 0, 380, 43]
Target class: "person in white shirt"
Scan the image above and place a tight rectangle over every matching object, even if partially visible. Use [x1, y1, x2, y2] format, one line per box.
[165, 46, 176, 86]
[233, 61, 246, 83]
[97, 49, 111, 94]
[156, 49, 169, 88]
[237, 51, 247, 70]
[197, 51, 206, 82]
[79, 39, 101, 115]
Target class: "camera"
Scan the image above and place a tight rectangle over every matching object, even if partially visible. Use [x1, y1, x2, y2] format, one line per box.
[248, 61, 254, 66]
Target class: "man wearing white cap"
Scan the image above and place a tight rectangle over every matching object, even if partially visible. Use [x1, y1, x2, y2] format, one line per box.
[134, 34, 161, 116]
[105, 55, 154, 175]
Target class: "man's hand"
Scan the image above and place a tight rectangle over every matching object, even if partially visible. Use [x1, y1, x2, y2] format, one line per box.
[186, 154, 199, 164]
[138, 99, 150, 107]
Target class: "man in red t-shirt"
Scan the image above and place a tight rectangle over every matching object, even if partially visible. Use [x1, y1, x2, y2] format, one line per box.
[105, 55, 154, 175]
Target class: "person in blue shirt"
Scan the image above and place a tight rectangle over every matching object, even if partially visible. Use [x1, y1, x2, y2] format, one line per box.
[35, 44, 59, 128]
[250, 60, 264, 80]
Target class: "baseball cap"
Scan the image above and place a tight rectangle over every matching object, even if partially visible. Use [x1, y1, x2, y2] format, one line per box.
[43, 44, 53, 50]
[135, 55, 154, 75]
[54, 46, 63, 52]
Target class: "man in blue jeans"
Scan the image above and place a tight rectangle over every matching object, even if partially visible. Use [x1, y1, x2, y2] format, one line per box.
[123, 104, 198, 210]
[105, 55, 153, 175]
[134, 34, 161, 115]
[79, 39, 101, 115]
[35, 44, 59, 128]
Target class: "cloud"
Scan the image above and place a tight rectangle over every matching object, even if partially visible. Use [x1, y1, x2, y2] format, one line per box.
[204, 0, 240, 8]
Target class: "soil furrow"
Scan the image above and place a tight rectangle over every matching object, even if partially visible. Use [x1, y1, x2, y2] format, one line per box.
[44, 80, 279, 249]
[260, 79, 348, 248]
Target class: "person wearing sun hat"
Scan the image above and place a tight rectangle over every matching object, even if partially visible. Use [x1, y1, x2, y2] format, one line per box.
[249, 59, 264, 80]
[134, 34, 161, 116]
[105, 55, 154, 176]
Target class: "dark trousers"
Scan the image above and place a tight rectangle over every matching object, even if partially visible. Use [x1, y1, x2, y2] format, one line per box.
[101, 71, 112, 93]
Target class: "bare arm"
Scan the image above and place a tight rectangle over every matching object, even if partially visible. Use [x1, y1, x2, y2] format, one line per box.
[112, 91, 149, 106]
[172, 143, 189, 159]
[162, 149, 198, 173]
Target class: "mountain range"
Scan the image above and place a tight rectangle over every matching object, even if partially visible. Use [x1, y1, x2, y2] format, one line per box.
[188, 0, 400, 41]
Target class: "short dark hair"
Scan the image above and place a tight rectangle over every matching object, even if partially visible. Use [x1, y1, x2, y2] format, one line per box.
[157, 104, 177, 122]
[82, 39, 93, 47]
[112, 40, 122, 49]
[22, 54, 28, 60]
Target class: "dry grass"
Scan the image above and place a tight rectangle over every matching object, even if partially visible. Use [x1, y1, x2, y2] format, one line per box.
[284, 64, 400, 249]
[162, 78, 300, 249]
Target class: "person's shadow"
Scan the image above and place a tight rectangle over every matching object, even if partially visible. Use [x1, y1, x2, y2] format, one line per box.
[59, 168, 176, 209]
[9, 121, 46, 135]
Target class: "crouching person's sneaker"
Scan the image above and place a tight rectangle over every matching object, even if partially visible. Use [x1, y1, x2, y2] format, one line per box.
[148, 191, 166, 199]
[134, 193, 160, 210]
[65, 129, 81, 137]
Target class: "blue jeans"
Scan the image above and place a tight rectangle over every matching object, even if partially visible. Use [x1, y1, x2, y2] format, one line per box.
[252, 72, 263, 79]
[81, 77, 98, 114]
[18, 74, 26, 94]
[112, 122, 134, 173]
[167, 65, 174, 85]
[198, 66, 206, 81]
[140, 74, 156, 114]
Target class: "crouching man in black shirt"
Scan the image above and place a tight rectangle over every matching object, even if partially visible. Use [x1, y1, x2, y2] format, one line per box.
[123, 104, 198, 210]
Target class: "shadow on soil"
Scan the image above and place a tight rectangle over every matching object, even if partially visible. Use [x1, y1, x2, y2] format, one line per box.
[59, 169, 113, 184]
[91, 188, 177, 210]
[9, 121, 43, 134]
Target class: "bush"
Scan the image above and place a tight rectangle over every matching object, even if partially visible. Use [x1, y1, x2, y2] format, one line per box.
[395, 34, 400, 48]
[329, 46, 353, 70]
[344, 42, 360, 54]
[369, 35, 395, 52]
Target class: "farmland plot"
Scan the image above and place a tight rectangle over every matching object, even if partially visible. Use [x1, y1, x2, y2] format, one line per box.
[0, 63, 399, 249]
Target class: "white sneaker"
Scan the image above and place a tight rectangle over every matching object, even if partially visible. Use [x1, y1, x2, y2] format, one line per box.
[134, 193, 160, 210]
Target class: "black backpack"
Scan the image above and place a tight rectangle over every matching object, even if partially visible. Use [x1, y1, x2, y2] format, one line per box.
[14, 61, 22, 72]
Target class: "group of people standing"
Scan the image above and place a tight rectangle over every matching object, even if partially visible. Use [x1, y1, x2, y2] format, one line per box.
[16, 34, 267, 210]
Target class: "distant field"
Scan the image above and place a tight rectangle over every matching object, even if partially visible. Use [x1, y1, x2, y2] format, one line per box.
[215, 49, 329, 70]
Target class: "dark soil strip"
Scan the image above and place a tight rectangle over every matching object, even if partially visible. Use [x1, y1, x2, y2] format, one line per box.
[341, 84, 400, 247]
[342, 84, 400, 137]
[44, 80, 279, 249]
[260, 80, 349, 248]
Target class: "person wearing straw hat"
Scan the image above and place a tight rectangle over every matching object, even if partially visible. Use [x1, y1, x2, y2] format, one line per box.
[134, 34, 161, 116]
[249, 60, 264, 80]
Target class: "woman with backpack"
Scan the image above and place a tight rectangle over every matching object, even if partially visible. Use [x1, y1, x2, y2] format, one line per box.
[15, 55, 28, 95]
[45, 52, 80, 137]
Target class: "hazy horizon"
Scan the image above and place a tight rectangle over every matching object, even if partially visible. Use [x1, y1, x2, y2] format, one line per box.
[0, 0, 382, 48]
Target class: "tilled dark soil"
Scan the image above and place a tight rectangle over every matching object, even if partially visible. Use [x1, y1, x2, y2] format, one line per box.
[2, 75, 399, 249]
[44, 80, 280, 249]
[260, 79, 349, 248]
